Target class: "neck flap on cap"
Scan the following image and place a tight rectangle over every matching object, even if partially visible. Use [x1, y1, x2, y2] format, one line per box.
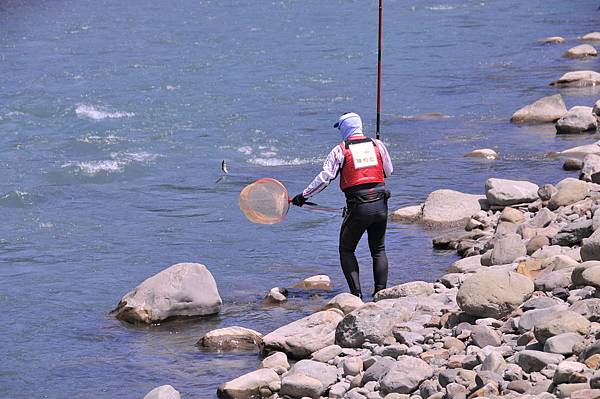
[337, 113, 363, 140]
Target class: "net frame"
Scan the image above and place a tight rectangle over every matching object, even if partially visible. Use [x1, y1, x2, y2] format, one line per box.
[239, 178, 290, 224]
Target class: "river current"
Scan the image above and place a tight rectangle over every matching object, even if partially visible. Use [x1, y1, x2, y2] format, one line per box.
[1, 0, 599, 397]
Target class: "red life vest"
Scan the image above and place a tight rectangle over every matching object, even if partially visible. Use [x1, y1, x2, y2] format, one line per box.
[339, 136, 385, 191]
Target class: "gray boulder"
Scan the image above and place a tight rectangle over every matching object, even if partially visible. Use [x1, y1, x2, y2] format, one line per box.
[511, 94, 567, 124]
[576, 265, 600, 288]
[515, 350, 564, 373]
[544, 333, 585, 355]
[582, 231, 600, 261]
[565, 44, 598, 58]
[217, 368, 281, 399]
[548, 178, 589, 211]
[391, 204, 423, 223]
[550, 70, 600, 87]
[518, 304, 569, 332]
[261, 352, 290, 373]
[485, 178, 539, 206]
[457, 270, 534, 318]
[464, 148, 499, 159]
[198, 326, 263, 351]
[111, 263, 222, 324]
[581, 154, 600, 183]
[335, 303, 412, 347]
[279, 374, 321, 399]
[262, 310, 344, 358]
[448, 255, 483, 273]
[374, 281, 433, 301]
[572, 261, 600, 284]
[570, 298, 600, 322]
[323, 293, 364, 315]
[422, 189, 484, 228]
[533, 310, 591, 344]
[481, 233, 526, 266]
[380, 356, 434, 395]
[285, 359, 338, 394]
[556, 106, 598, 134]
[551, 218, 593, 246]
[144, 385, 180, 399]
[470, 325, 502, 347]
[362, 357, 396, 384]
[583, 32, 600, 41]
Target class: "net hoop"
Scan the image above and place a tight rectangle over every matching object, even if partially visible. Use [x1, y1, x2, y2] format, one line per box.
[239, 178, 290, 224]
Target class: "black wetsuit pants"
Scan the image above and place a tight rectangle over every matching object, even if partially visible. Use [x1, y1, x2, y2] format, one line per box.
[339, 197, 388, 298]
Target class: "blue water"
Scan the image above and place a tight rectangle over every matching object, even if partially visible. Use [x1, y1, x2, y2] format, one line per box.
[1, 0, 599, 397]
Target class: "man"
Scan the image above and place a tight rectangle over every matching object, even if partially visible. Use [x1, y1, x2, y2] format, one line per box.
[291, 112, 393, 299]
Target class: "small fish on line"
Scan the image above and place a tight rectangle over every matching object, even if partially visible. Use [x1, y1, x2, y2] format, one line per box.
[215, 159, 229, 183]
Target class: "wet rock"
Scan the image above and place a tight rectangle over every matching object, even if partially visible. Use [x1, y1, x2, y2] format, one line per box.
[556, 106, 598, 134]
[464, 148, 499, 159]
[534, 310, 591, 344]
[422, 189, 484, 228]
[335, 303, 412, 347]
[457, 270, 534, 319]
[323, 293, 364, 315]
[583, 32, 600, 41]
[548, 178, 590, 211]
[541, 36, 566, 44]
[391, 205, 423, 223]
[550, 71, 600, 88]
[292, 275, 332, 290]
[485, 178, 539, 206]
[217, 368, 281, 399]
[265, 287, 287, 303]
[374, 281, 434, 301]
[261, 352, 290, 373]
[565, 158, 585, 170]
[481, 233, 526, 266]
[515, 350, 564, 372]
[143, 385, 180, 399]
[111, 263, 222, 324]
[511, 94, 567, 124]
[262, 309, 344, 358]
[565, 44, 598, 59]
[380, 356, 434, 395]
[581, 155, 600, 183]
[198, 326, 263, 351]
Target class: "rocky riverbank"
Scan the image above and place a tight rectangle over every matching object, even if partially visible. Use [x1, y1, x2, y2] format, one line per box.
[124, 31, 600, 399]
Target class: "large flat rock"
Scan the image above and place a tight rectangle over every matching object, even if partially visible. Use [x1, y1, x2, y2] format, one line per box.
[422, 189, 484, 228]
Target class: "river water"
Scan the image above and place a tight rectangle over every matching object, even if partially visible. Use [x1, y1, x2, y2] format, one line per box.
[1, 0, 599, 397]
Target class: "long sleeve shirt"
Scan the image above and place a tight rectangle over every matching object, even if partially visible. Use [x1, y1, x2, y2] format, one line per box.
[302, 135, 393, 198]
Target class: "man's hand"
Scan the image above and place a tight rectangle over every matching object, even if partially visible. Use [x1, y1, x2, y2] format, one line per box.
[291, 193, 307, 207]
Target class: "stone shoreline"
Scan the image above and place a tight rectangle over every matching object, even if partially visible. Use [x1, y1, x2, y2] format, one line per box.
[134, 32, 600, 399]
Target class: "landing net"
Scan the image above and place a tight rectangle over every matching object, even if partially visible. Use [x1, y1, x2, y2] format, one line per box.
[239, 178, 290, 224]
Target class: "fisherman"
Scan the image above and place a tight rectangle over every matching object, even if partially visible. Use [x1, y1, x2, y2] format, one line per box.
[291, 112, 393, 299]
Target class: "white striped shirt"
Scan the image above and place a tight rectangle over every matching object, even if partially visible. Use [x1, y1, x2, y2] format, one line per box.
[302, 135, 393, 198]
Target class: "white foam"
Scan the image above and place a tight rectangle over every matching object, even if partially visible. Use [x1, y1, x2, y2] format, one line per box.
[249, 157, 309, 167]
[62, 151, 160, 176]
[75, 104, 135, 120]
[78, 134, 123, 144]
[426, 5, 455, 10]
[238, 146, 253, 155]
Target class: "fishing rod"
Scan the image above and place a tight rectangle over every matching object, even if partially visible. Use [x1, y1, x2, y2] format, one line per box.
[376, 0, 382, 140]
